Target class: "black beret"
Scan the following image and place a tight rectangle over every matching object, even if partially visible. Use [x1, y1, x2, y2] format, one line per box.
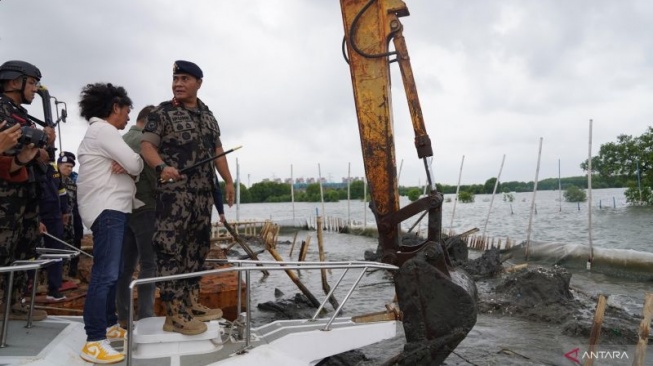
[173, 60, 203, 79]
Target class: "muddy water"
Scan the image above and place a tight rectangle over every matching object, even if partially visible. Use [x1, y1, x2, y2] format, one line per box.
[219, 188, 653, 365]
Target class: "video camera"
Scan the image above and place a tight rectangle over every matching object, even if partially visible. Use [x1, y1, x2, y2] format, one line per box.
[1, 114, 48, 155]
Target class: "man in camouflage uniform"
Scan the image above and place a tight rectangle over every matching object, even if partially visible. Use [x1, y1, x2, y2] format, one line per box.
[0, 60, 55, 320]
[141, 60, 235, 335]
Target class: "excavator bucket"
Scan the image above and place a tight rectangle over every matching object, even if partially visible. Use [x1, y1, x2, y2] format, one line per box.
[393, 242, 477, 365]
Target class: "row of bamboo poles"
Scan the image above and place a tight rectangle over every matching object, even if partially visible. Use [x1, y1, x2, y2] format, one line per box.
[305, 215, 354, 232]
[464, 234, 516, 251]
[210, 220, 272, 243]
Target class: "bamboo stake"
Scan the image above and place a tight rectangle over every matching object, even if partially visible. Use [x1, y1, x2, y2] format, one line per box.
[584, 294, 607, 366]
[347, 162, 351, 227]
[273, 223, 279, 244]
[482, 154, 505, 239]
[450, 155, 465, 230]
[632, 293, 653, 366]
[299, 236, 311, 262]
[318, 163, 325, 217]
[525, 138, 543, 261]
[587, 119, 594, 270]
[316, 216, 340, 309]
[289, 231, 299, 258]
[291, 164, 295, 223]
[264, 237, 321, 308]
[223, 221, 269, 277]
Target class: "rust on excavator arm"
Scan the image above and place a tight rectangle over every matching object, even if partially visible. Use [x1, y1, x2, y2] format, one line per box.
[339, 1, 477, 365]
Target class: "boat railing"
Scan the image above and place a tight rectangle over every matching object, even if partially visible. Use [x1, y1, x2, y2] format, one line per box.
[0, 258, 63, 347]
[35, 247, 80, 260]
[126, 259, 398, 365]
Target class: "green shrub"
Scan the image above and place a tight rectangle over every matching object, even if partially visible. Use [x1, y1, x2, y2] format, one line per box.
[458, 191, 475, 203]
[624, 182, 652, 205]
[563, 185, 587, 202]
[407, 188, 421, 202]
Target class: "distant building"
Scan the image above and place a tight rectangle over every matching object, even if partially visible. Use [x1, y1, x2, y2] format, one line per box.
[342, 176, 363, 183]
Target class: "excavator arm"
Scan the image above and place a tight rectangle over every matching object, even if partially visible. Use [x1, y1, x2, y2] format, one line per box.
[339, 1, 477, 364]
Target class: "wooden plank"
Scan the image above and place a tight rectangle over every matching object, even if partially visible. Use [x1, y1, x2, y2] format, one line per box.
[584, 294, 607, 366]
[632, 292, 653, 366]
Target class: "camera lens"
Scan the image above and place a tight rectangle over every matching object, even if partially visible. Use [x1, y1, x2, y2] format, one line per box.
[18, 126, 48, 148]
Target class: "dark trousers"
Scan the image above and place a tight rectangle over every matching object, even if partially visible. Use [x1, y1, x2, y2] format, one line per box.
[116, 210, 157, 322]
[68, 211, 83, 277]
[42, 217, 64, 293]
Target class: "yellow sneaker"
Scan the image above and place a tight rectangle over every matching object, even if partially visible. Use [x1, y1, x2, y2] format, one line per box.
[106, 324, 127, 341]
[80, 339, 124, 364]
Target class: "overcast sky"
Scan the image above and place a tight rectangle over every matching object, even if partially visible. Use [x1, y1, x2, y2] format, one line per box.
[2, 0, 652, 187]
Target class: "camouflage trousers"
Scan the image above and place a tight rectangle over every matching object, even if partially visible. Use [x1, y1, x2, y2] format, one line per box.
[0, 183, 40, 305]
[153, 190, 212, 303]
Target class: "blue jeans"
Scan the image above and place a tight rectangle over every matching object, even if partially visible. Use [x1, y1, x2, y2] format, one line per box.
[116, 210, 157, 322]
[83, 209, 127, 342]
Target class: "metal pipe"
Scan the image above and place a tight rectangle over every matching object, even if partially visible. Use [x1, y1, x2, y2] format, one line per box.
[0, 271, 15, 347]
[245, 269, 251, 348]
[324, 268, 368, 331]
[42, 232, 93, 258]
[126, 283, 135, 366]
[311, 268, 350, 321]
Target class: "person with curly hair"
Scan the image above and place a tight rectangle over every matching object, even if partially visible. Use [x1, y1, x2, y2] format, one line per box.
[76, 82, 143, 364]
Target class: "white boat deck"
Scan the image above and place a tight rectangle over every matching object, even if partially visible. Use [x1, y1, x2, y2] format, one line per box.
[1, 260, 399, 366]
[0, 315, 397, 366]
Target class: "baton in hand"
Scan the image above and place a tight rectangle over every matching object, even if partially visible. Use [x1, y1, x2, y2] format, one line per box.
[179, 145, 242, 174]
[160, 145, 242, 183]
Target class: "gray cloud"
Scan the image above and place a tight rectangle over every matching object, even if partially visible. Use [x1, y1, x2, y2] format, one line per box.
[2, 0, 652, 187]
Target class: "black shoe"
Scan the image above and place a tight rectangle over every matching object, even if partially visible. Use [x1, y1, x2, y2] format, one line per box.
[46, 290, 66, 301]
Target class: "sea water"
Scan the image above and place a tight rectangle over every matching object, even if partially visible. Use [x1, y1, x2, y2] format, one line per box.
[214, 188, 653, 365]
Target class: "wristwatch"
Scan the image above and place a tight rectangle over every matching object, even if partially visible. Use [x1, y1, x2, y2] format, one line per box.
[13, 155, 28, 166]
[155, 163, 168, 175]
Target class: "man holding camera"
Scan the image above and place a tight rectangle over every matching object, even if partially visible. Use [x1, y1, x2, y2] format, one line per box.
[0, 60, 55, 320]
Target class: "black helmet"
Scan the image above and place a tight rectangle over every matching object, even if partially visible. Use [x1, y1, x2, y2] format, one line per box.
[0, 60, 42, 81]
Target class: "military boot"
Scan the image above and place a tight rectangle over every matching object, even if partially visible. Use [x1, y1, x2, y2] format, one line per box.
[185, 288, 223, 322]
[162, 299, 207, 335]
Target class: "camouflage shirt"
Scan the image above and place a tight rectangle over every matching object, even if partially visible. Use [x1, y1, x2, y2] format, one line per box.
[142, 98, 221, 192]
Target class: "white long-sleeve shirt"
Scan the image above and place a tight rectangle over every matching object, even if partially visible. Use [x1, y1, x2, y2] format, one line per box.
[77, 117, 144, 228]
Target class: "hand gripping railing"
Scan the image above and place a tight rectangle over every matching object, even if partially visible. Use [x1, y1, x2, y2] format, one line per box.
[125, 259, 398, 366]
[0, 258, 61, 347]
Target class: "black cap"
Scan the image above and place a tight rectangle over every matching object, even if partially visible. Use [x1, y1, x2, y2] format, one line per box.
[173, 60, 203, 79]
[0, 60, 42, 81]
[57, 151, 76, 167]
